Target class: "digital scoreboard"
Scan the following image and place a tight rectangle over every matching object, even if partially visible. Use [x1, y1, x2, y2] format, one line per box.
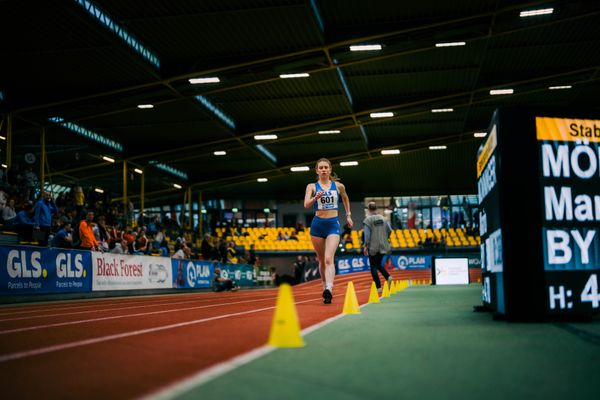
[477, 109, 600, 320]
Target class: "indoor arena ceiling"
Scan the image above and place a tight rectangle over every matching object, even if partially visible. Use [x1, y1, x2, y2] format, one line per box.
[2, 0, 600, 205]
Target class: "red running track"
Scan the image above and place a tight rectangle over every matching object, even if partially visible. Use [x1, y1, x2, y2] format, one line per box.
[0, 270, 431, 399]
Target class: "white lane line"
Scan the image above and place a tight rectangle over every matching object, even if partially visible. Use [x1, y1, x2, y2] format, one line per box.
[142, 296, 371, 400]
[0, 274, 373, 323]
[0, 297, 325, 363]
[0, 288, 330, 335]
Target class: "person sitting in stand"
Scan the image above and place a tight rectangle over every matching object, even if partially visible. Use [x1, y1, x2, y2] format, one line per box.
[212, 267, 239, 292]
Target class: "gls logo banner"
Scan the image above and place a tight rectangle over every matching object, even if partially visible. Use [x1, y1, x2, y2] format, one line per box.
[336, 256, 370, 275]
[0, 246, 92, 294]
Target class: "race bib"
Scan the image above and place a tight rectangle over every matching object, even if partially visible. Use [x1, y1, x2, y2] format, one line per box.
[317, 190, 338, 210]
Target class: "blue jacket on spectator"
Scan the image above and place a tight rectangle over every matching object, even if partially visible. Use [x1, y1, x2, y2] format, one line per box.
[10, 210, 34, 226]
[34, 199, 58, 228]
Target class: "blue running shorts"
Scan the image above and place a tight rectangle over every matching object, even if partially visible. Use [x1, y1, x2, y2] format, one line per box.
[310, 216, 340, 238]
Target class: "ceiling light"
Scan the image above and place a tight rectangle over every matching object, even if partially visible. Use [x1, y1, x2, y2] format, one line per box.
[254, 134, 278, 140]
[201, 209, 207, 214]
[349, 44, 382, 51]
[134, 168, 143, 174]
[370, 112, 394, 118]
[318, 130, 341, 134]
[548, 85, 572, 90]
[257, 178, 268, 182]
[489, 89, 514, 95]
[381, 149, 400, 155]
[520, 8, 553, 17]
[1, 164, 7, 168]
[340, 161, 358, 166]
[263, 208, 270, 213]
[290, 166, 310, 172]
[173, 184, 182, 189]
[429, 145, 447, 150]
[137, 104, 154, 109]
[279, 73, 310, 79]
[435, 42, 466, 47]
[188, 77, 220, 84]
[0, 135, 5, 140]
[214, 151, 227, 156]
[474, 132, 487, 138]
[431, 108, 454, 113]
[232, 208, 238, 213]
[102, 156, 115, 163]
[94, 188, 104, 193]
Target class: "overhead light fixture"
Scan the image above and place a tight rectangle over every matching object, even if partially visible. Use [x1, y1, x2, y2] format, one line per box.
[340, 161, 358, 167]
[137, 104, 154, 109]
[381, 149, 400, 155]
[254, 134, 278, 140]
[431, 108, 454, 113]
[0, 135, 5, 140]
[214, 151, 227, 156]
[429, 145, 447, 150]
[290, 166, 309, 172]
[349, 44, 382, 51]
[134, 168, 143, 174]
[279, 73, 310, 79]
[257, 178, 268, 182]
[188, 77, 220, 84]
[370, 112, 394, 118]
[489, 89, 514, 95]
[520, 8, 553, 17]
[201, 209, 207, 214]
[473, 132, 487, 138]
[318, 130, 341, 134]
[435, 42, 466, 47]
[94, 188, 104, 194]
[232, 208, 238, 213]
[548, 85, 572, 90]
[102, 156, 115, 163]
[263, 208, 271, 213]
[173, 183, 182, 189]
[1, 164, 7, 168]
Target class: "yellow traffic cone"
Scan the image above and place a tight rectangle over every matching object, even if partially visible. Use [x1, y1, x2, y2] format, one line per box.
[391, 280, 397, 294]
[342, 282, 361, 314]
[267, 283, 304, 347]
[368, 281, 380, 303]
[382, 280, 391, 298]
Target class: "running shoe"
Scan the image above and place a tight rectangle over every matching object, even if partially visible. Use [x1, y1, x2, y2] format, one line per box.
[322, 289, 332, 304]
[387, 276, 393, 288]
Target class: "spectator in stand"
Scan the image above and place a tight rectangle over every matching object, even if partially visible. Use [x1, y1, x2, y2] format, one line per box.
[55, 192, 67, 209]
[227, 241, 238, 263]
[51, 223, 72, 248]
[2, 198, 16, 223]
[247, 244, 256, 265]
[78, 210, 99, 251]
[111, 238, 129, 254]
[173, 244, 191, 259]
[9, 204, 34, 241]
[93, 215, 111, 251]
[218, 238, 228, 263]
[134, 229, 149, 255]
[73, 185, 85, 216]
[23, 166, 37, 201]
[33, 191, 58, 246]
[200, 234, 213, 260]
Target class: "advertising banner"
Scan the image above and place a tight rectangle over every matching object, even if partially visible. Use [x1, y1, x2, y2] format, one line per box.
[172, 259, 215, 289]
[389, 255, 432, 270]
[92, 252, 172, 291]
[0, 245, 92, 295]
[219, 264, 254, 287]
[435, 258, 469, 285]
[336, 256, 370, 275]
